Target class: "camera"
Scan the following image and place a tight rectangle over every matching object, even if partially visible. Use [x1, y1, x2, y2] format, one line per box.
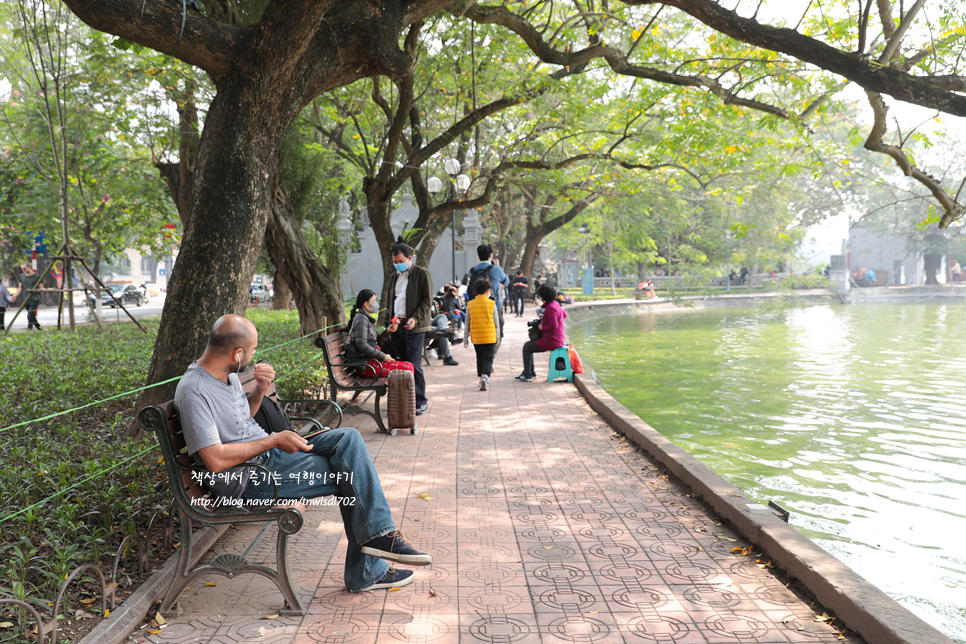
[526, 319, 540, 329]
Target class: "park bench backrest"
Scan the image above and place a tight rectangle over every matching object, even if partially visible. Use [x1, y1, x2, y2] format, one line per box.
[322, 331, 366, 387]
[140, 402, 207, 508]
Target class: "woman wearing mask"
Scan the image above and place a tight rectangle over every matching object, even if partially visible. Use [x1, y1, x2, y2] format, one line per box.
[345, 289, 412, 378]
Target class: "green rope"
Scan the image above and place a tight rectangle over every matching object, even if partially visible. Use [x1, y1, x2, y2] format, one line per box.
[0, 322, 343, 435]
[0, 375, 183, 435]
[0, 445, 158, 524]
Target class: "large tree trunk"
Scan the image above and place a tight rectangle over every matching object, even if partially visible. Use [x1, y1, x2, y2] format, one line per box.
[264, 184, 346, 333]
[138, 86, 288, 413]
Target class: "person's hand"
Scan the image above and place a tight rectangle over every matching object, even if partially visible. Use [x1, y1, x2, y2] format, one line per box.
[382, 355, 393, 363]
[273, 430, 311, 453]
[404, 318, 416, 330]
[538, 324, 544, 331]
[253, 362, 276, 393]
[387, 321, 399, 333]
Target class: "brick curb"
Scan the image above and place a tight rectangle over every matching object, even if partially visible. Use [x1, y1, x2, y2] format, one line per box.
[77, 525, 229, 644]
[573, 373, 954, 644]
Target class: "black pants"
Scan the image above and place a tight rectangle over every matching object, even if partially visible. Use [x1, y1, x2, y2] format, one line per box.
[390, 329, 427, 406]
[0, 306, 5, 330]
[474, 343, 495, 377]
[511, 290, 525, 316]
[26, 298, 40, 329]
[521, 340, 550, 378]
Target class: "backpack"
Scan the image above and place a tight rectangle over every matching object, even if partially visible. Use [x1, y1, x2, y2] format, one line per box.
[469, 264, 498, 299]
[253, 396, 292, 434]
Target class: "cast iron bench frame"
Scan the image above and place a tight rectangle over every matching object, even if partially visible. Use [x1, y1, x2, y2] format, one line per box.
[137, 377, 342, 616]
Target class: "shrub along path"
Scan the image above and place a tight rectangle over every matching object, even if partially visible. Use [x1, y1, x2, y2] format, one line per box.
[128, 318, 861, 644]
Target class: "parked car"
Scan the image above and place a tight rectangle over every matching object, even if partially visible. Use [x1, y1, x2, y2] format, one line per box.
[250, 284, 272, 303]
[89, 283, 144, 308]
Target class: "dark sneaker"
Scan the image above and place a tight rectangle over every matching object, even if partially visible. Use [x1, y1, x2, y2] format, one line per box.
[359, 567, 415, 591]
[515, 374, 533, 382]
[361, 531, 432, 566]
[415, 402, 428, 415]
[442, 357, 459, 366]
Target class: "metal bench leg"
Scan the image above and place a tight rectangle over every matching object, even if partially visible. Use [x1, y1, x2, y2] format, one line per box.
[373, 392, 387, 433]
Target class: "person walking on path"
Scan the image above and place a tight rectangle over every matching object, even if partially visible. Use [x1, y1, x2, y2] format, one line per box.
[510, 269, 529, 317]
[516, 285, 568, 382]
[174, 314, 432, 592]
[18, 262, 45, 330]
[0, 279, 13, 331]
[464, 277, 501, 391]
[469, 244, 510, 360]
[385, 242, 433, 415]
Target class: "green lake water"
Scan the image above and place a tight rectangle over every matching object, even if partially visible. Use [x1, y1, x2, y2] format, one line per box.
[568, 303, 966, 642]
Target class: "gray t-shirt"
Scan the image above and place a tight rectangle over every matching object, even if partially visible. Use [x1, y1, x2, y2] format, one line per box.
[174, 363, 269, 500]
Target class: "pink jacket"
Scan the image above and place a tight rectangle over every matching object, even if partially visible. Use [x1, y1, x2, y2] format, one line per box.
[536, 300, 567, 350]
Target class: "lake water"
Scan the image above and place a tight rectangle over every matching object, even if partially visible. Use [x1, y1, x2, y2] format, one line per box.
[568, 303, 966, 642]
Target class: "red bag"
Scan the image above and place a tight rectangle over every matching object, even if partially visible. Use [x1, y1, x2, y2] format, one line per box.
[568, 345, 584, 374]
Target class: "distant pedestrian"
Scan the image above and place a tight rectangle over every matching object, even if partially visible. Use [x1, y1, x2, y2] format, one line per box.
[19, 262, 44, 330]
[0, 280, 13, 331]
[510, 269, 529, 317]
[464, 277, 501, 391]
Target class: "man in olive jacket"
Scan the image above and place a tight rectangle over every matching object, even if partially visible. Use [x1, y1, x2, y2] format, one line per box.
[385, 243, 433, 414]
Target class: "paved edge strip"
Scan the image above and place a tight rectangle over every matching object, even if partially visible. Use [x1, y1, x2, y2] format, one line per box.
[78, 525, 230, 644]
[573, 373, 955, 644]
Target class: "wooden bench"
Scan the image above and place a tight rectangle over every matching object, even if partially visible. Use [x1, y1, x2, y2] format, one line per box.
[316, 331, 391, 434]
[136, 375, 342, 615]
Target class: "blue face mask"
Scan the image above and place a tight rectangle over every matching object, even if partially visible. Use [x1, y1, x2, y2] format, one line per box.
[394, 262, 409, 272]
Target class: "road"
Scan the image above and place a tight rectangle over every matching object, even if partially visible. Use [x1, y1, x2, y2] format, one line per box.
[4, 294, 167, 332]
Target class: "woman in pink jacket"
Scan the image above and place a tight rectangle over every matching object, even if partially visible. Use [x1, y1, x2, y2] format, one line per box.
[516, 285, 568, 382]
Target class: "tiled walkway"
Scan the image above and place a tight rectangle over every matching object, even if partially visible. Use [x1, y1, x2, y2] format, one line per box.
[137, 316, 861, 644]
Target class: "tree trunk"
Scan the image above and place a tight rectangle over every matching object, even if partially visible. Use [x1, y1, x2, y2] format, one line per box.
[137, 86, 287, 417]
[272, 268, 293, 310]
[264, 183, 346, 334]
[364, 195, 398, 321]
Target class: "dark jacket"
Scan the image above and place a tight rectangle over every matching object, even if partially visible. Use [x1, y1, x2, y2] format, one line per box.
[440, 294, 463, 313]
[347, 312, 387, 361]
[386, 262, 433, 334]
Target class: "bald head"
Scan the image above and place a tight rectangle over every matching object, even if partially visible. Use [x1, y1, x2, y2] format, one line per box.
[207, 314, 256, 356]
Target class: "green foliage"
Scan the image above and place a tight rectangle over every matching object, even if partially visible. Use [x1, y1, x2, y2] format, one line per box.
[0, 310, 326, 635]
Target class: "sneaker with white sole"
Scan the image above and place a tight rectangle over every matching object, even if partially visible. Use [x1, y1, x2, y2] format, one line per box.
[479, 376, 489, 391]
[515, 374, 534, 382]
[358, 567, 414, 591]
[361, 530, 432, 565]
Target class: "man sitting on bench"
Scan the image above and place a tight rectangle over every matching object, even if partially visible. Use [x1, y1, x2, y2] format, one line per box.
[174, 314, 432, 592]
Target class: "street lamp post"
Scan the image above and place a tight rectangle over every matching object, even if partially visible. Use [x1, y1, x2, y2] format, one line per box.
[429, 159, 470, 283]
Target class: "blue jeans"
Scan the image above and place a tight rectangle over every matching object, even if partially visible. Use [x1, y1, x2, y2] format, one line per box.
[444, 312, 463, 330]
[240, 427, 394, 591]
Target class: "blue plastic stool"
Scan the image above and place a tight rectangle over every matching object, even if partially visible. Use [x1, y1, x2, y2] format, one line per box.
[547, 346, 573, 383]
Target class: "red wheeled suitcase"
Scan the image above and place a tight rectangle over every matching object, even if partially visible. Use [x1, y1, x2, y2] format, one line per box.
[386, 369, 418, 436]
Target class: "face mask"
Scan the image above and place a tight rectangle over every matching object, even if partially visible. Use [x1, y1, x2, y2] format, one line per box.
[394, 262, 409, 272]
[368, 301, 380, 314]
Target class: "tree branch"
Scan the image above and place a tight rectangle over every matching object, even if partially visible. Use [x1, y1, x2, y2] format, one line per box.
[61, 0, 238, 82]
[862, 91, 966, 227]
[622, 0, 966, 116]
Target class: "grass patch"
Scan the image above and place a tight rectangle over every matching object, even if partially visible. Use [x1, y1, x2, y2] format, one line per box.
[0, 309, 326, 639]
